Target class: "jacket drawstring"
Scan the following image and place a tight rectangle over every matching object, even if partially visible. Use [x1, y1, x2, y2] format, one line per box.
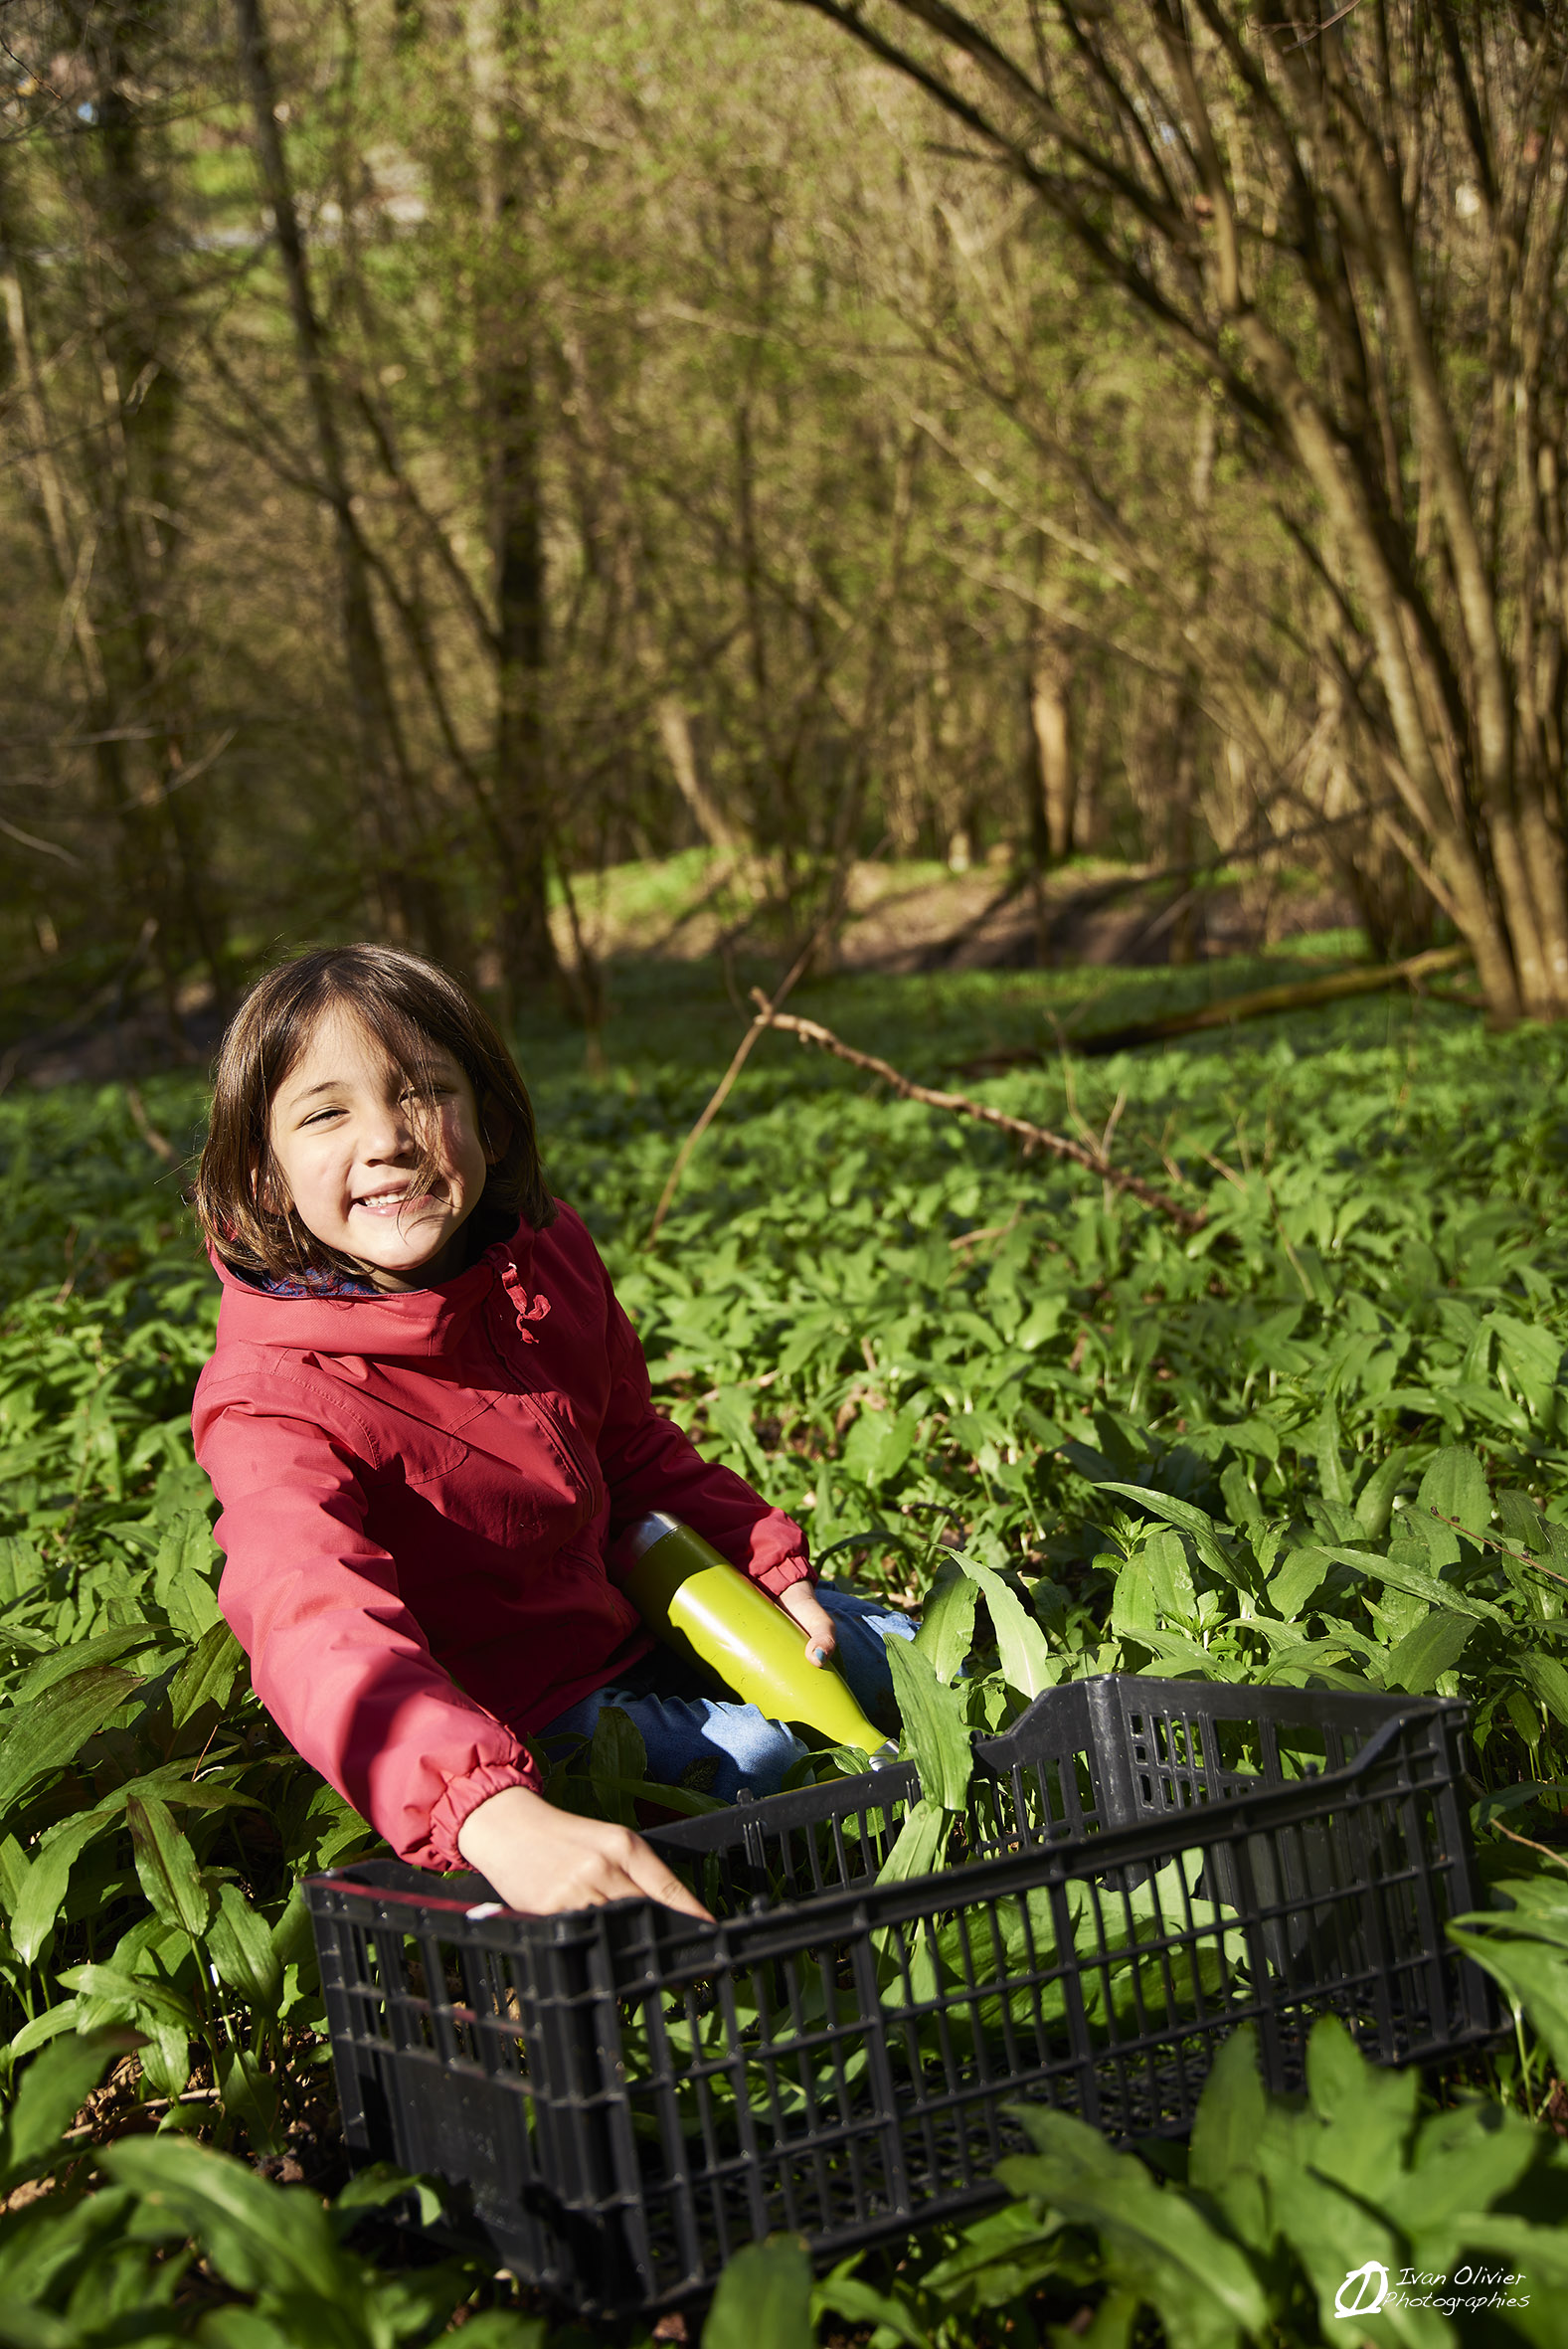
[499, 1259, 551, 1342]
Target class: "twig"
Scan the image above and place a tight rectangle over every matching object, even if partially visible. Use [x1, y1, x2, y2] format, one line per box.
[753, 995, 1206, 1232]
[125, 1085, 179, 1167]
[1487, 1818, 1568, 1874]
[643, 938, 818, 1245]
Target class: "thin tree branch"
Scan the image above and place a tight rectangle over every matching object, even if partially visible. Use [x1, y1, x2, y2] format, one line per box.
[752, 993, 1207, 1229]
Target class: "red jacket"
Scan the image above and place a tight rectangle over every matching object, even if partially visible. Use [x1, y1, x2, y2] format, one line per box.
[191, 1204, 808, 1869]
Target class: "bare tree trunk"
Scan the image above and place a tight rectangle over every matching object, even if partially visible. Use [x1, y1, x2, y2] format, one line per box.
[4, 36, 231, 1017]
[232, 0, 446, 959]
[784, 0, 1568, 1024]
[656, 694, 741, 851]
[465, 0, 560, 995]
[1028, 634, 1074, 862]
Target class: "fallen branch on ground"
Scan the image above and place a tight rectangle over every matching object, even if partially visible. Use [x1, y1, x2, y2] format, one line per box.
[751, 993, 1206, 1232]
[960, 943, 1473, 1071]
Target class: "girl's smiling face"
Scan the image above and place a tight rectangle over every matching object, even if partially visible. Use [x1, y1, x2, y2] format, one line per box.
[267, 1006, 500, 1289]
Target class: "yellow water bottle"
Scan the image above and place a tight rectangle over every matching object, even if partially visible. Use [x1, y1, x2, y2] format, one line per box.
[619, 1514, 894, 1760]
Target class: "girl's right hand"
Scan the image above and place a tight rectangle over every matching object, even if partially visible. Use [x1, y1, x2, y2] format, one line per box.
[455, 1783, 713, 1921]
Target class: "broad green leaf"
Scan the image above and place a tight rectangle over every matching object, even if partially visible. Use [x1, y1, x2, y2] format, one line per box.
[1321, 1545, 1506, 1625]
[588, 1706, 646, 1829]
[703, 2236, 813, 2349]
[0, 1834, 27, 1923]
[1354, 1448, 1410, 1538]
[7, 2008, 85, 2063]
[1141, 1528, 1196, 1620]
[100, 2136, 349, 2302]
[0, 2031, 126, 2189]
[958, 1557, 1055, 1699]
[842, 1405, 921, 1489]
[1380, 1610, 1475, 1693]
[886, 1640, 971, 1811]
[876, 1798, 950, 1888]
[206, 1884, 282, 2016]
[1186, 2029, 1269, 2253]
[1417, 1445, 1490, 1537]
[10, 1815, 104, 1969]
[1110, 1558, 1157, 1641]
[914, 1572, 977, 1686]
[127, 1795, 215, 1941]
[11, 1626, 166, 1704]
[1520, 1652, 1568, 1729]
[0, 1667, 142, 1815]
[55, 1963, 200, 2035]
[812, 2271, 929, 2348]
[1489, 1312, 1563, 1417]
[1267, 1547, 1327, 1621]
[214, 2046, 284, 2156]
[1099, 1485, 1243, 1586]
[1303, 2015, 1418, 2197]
[998, 2106, 1268, 2340]
[1313, 1399, 1352, 1508]
[167, 1621, 244, 1735]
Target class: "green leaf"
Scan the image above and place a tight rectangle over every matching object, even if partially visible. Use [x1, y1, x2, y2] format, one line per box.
[9, 1815, 104, 1971]
[0, 2031, 126, 2190]
[1313, 1399, 1352, 1509]
[958, 1557, 1055, 1700]
[1186, 2029, 1269, 2254]
[0, 1666, 142, 1815]
[1380, 1609, 1475, 1693]
[842, 1405, 921, 1489]
[1520, 1652, 1568, 1730]
[100, 2136, 349, 2303]
[1141, 1528, 1197, 1621]
[1099, 1485, 1243, 1586]
[1110, 1557, 1157, 1642]
[54, 1963, 200, 2036]
[1354, 1448, 1410, 1539]
[886, 1640, 971, 1812]
[214, 2047, 283, 2157]
[588, 1706, 646, 1829]
[126, 1795, 215, 1941]
[998, 2105, 1268, 2342]
[876, 1799, 950, 1888]
[812, 2271, 929, 2348]
[167, 1621, 244, 1737]
[703, 2236, 813, 2349]
[206, 1884, 282, 2016]
[914, 1572, 977, 1686]
[1267, 1547, 1327, 1621]
[1451, 1879, 1568, 2076]
[1417, 1445, 1490, 1536]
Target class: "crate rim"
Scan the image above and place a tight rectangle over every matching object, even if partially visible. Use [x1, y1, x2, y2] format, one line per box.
[303, 1675, 1471, 1970]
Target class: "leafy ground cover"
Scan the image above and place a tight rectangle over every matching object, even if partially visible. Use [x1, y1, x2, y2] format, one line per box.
[2, 947, 1568, 2344]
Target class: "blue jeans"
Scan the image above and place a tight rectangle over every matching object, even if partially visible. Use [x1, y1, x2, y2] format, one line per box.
[538, 1582, 918, 1802]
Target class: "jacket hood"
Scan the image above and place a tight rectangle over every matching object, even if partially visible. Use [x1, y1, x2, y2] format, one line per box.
[207, 1217, 541, 1361]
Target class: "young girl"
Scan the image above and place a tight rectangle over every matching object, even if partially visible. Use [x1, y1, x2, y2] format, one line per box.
[191, 944, 913, 1919]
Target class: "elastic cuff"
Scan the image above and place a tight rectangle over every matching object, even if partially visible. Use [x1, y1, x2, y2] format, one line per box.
[753, 1552, 814, 1600]
[426, 1757, 539, 1872]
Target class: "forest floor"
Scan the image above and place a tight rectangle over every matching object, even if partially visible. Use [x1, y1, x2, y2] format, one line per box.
[4, 850, 1357, 1093]
[557, 845, 1355, 976]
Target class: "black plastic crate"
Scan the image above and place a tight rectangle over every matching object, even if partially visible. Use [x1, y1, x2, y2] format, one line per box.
[305, 1675, 1496, 2317]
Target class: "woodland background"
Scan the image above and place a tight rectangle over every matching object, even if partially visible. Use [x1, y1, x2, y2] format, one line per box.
[4, 0, 1566, 1052]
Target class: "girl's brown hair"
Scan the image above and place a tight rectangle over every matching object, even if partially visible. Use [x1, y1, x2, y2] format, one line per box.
[192, 944, 556, 1278]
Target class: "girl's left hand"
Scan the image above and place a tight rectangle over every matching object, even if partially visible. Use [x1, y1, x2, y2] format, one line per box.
[779, 1579, 837, 1668]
